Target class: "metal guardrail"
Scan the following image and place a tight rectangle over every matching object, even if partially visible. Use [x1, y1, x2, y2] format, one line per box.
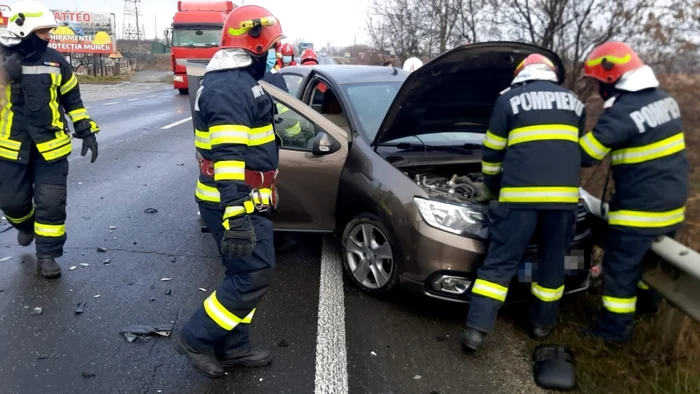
[579, 188, 700, 324]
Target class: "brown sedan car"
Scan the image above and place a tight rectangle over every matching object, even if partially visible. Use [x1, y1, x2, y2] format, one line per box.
[187, 42, 593, 303]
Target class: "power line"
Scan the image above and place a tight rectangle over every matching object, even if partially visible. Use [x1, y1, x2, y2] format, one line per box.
[122, 0, 145, 43]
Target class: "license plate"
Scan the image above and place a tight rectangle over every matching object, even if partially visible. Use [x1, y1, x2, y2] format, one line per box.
[517, 249, 587, 283]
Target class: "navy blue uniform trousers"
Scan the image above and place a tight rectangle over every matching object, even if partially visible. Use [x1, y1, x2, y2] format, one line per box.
[180, 204, 275, 357]
[467, 208, 575, 333]
[594, 228, 663, 342]
[0, 144, 69, 258]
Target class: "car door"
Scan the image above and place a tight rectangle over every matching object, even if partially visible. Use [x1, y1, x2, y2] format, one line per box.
[258, 80, 349, 232]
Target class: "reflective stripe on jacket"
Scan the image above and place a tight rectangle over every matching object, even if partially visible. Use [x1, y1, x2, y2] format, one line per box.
[579, 89, 689, 235]
[0, 47, 93, 164]
[482, 80, 586, 210]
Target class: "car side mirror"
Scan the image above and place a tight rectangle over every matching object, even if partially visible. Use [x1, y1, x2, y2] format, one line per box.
[312, 131, 340, 156]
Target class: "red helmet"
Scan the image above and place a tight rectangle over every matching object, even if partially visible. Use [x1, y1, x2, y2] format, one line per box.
[220, 5, 283, 55]
[279, 43, 295, 56]
[514, 54, 556, 77]
[583, 42, 644, 84]
[300, 48, 318, 65]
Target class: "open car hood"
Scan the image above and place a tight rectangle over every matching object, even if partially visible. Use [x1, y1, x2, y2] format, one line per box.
[372, 42, 565, 145]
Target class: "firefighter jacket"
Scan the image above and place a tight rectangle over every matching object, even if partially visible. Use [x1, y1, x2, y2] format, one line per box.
[193, 49, 279, 229]
[579, 88, 688, 235]
[482, 80, 586, 210]
[0, 47, 96, 164]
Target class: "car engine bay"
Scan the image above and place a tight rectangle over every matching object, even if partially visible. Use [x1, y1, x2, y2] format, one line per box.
[400, 164, 486, 203]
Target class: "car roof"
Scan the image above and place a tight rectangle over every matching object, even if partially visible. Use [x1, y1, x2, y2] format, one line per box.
[279, 65, 408, 85]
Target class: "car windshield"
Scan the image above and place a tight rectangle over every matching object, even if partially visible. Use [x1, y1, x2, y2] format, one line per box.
[342, 82, 403, 139]
[172, 27, 221, 47]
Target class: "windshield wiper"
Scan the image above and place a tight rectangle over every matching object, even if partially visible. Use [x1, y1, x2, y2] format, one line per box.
[381, 142, 477, 155]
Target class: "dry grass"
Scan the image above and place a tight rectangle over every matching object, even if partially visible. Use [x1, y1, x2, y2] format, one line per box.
[76, 74, 130, 85]
[560, 74, 700, 393]
[136, 54, 172, 72]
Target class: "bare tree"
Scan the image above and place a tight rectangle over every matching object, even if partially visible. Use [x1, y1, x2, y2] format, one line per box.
[366, 0, 427, 62]
[291, 37, 305, 54]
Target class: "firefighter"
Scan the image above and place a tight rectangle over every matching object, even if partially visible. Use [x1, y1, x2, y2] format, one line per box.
[579, 42, 688, 343]
[276, 42, 296, 68]
[462, 54, 586, 351]
[0, 0, 100, 279]
[172, 5, 283, 379]
[300, 48, 318, 65]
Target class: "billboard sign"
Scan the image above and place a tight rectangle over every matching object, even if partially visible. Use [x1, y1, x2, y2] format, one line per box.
[49, 11, 116, 54]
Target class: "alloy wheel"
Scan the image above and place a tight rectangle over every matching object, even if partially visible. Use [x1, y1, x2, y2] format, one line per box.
[345, 223, 394, 289]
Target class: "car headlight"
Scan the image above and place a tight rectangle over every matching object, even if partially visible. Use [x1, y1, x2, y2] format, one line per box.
[413, 197, 490, 239]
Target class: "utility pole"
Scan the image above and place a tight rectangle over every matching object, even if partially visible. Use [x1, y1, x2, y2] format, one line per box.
[122, 0, 145, 43]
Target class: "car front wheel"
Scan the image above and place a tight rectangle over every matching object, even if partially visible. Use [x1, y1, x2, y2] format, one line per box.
[341, 213, 399, 295]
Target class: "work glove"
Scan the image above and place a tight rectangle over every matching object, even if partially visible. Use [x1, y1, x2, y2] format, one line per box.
[476, 186, 498, 203]
[1, 52, 22, 83]
[73, 119, 100, 163]
[221, 215, 256, 259]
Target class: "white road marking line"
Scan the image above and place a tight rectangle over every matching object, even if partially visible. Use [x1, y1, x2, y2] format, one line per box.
[314, 236, 349, 394]
[128, 98, 139, 101]
[147, 95, 156, 98]
[85, 106, 91, 109]
[103, 102, 118, 106]
[161, 117, 192, 129]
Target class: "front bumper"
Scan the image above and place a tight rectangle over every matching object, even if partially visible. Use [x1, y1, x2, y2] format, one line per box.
[398, 206, 593, 304]
[173, 73, 188, 89]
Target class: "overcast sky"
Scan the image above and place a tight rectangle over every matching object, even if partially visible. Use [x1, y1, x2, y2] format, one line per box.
[38, 0, 370, 47]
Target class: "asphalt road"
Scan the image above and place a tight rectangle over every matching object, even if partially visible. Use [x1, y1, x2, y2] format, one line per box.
[0, 90, 543, 394]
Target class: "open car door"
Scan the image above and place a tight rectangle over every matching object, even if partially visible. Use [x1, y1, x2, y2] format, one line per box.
[259, 80, 349, 232]
[185, 62, 348, 232]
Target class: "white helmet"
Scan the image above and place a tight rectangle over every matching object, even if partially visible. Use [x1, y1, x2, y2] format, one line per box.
[7, 1, 57, 38]
[403, 57, 423, 72]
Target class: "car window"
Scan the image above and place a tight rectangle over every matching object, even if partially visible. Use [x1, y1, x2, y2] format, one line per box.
[309, 80, 328, 113]
[283, 74, 303, 98]
[341, 82, 402, 140]
[272, 98, 318, 151]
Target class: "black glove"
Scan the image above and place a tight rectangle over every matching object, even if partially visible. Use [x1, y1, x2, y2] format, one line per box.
[221, 215, 256, 259]
[79, 134, 98, 163]
[1, 52, 22, 83]
[73, 119, 99, 163]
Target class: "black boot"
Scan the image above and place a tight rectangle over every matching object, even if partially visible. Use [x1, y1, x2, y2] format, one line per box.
[530, 325, 554, 341]
[220, 348, 273, 368]
[17, 230, 34, 247]
[461, 328, 486, 352]
[36, 256, 61, 279]
[172, 332, 224, 379]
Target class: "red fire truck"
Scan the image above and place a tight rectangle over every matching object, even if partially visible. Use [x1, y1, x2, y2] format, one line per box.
[165, 0, 235, 94]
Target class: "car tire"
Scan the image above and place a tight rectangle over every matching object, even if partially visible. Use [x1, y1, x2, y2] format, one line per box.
[340, 213, 399, 295]
[178, 88, 188, 95]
